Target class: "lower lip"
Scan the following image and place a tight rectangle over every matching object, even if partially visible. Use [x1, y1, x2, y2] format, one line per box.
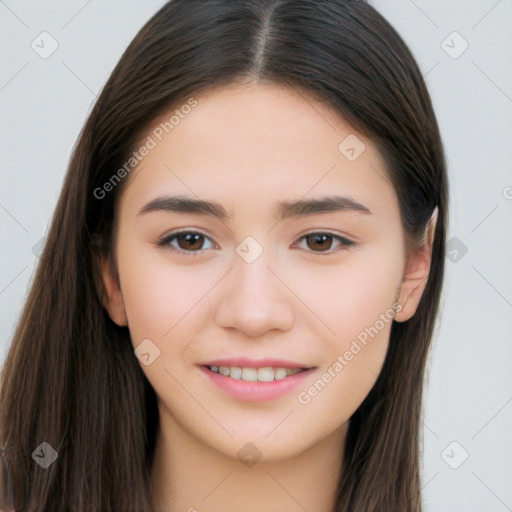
[199, 366, 314, 402]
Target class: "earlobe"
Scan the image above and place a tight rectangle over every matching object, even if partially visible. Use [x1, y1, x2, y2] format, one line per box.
[394, 209, 437, 323]
[100, 254, 128, 327]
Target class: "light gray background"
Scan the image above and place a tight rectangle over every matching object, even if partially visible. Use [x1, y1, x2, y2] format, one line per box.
[1, 1, 511, 510]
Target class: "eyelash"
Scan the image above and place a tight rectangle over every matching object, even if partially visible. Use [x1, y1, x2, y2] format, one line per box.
[156, 230, 356, 257]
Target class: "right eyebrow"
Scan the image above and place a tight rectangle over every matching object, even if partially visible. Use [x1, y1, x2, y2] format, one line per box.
[138, 195, 230, 219]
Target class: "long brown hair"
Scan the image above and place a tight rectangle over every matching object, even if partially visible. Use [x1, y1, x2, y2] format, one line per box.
[0, 1, 447, 510]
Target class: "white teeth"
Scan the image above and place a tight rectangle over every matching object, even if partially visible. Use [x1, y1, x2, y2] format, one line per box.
[208, 365, 304, 382]
[230, 367, 241, 380]
[274, 368, 287, 380]
[241, 368, 258, 382]
[257, 367, 274, 382]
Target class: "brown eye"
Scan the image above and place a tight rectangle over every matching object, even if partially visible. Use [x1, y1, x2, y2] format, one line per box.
[296, 232, 354, 254]
[306, 233, 333, 251]
[157, 231, 215, 256]
[175, 232, 205, 251]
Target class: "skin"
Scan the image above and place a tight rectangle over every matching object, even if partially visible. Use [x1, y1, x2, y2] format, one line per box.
[101, 82, 434, 512]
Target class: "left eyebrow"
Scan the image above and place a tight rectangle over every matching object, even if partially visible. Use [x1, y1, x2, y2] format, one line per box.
[138, 194, 372, 220]
[277, 195, 372, 219]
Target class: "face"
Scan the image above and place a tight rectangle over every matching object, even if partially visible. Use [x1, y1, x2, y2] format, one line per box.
[102, 82, 431, 462]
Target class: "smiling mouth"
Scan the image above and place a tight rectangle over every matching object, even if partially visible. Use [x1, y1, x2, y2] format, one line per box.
[205, 365, 307, 382]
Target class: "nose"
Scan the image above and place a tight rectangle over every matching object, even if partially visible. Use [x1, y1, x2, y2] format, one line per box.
[214, 252, 295, 338]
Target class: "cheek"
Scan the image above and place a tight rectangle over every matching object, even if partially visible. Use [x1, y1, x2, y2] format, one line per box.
[287, 246, 402, 343]
[289, 246, 402, 409]
[115, 241, 223, 405]
[115, 238, 218, 346]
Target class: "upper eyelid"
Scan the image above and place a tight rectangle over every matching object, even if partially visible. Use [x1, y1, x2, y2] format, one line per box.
[158, 228, 215, 242]
[295, 229, 353, 243]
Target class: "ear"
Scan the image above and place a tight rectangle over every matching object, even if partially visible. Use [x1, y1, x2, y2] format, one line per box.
[394, 208, 437, 323]
[100, 254, 128, 327]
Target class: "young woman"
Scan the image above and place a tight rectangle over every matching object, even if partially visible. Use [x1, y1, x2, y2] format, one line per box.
[0, 0, 447, 510]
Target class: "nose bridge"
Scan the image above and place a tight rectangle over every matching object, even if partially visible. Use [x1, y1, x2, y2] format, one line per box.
[214, 239, 295, 336]
[236, 251, 274, 298]
[233, 234, 278, 298]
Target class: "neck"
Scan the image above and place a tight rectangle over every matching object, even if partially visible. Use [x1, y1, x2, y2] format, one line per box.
[149, 407, 347, 512]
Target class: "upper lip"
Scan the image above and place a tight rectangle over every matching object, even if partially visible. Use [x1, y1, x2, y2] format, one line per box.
[200, 358, 314, 369]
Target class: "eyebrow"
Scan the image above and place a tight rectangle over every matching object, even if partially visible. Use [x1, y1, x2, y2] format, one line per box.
[138, 194, 372, 220]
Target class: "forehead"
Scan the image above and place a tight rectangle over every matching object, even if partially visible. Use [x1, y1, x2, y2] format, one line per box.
[120, 82, 397, 219]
